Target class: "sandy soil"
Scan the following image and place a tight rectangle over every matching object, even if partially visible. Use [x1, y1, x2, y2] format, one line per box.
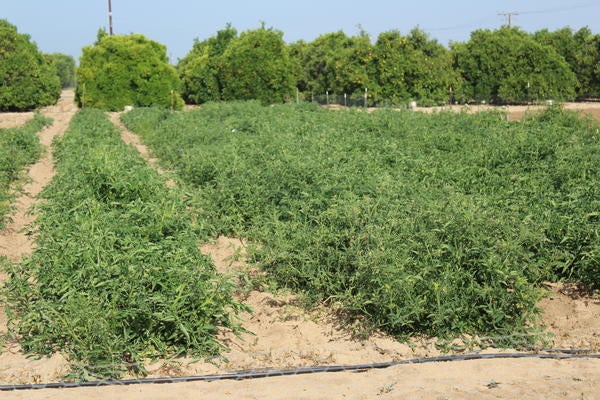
[0, 113, 34, 130]
[411, 101, 600, 123]
[108, 112, 175, 187]
[0, 103, 597, 399]
[1, 357, 598, 400]
[0, 91, 77, 384]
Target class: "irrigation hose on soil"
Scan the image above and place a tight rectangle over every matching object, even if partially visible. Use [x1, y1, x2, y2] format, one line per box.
[1, 350, 598, 391]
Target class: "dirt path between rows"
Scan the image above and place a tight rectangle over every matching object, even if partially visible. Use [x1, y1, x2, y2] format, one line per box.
[0, 105, 597, 399]
[411, 101, 600, 123]
[0, 91, 78, 384]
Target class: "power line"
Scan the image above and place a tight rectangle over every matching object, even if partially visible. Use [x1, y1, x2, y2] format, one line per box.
[421, 3, 598, 38]
[497, 11, 519, 27]
[520, 2, 599, 15]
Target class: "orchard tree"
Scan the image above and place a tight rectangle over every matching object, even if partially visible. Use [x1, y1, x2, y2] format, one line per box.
[219, 26, 295, 104]
[453, 27, 576, 104]
[0, 19, 60, 111]
[534, 27, 600, 99]
[372, 31, 412, 104]
[179, 24, 237, 104]
[533, 27, 580, 68]
[373, 28, 460, 106]
[49, 53, 76, 88]
[76, 32, 182, 111]
[570, 28, 600, 98]
[180, 25, 295, 104]
[403, 28, 461, 105]
[572, 28, 600, 98]
[300, 30, 376, 98]
[287, 40, 311, 94]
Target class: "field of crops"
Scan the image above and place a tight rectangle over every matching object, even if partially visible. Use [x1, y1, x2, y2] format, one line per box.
[0, 114, 50, 228]
[3, 109, 246, 379]
[122, 102, 600, 345]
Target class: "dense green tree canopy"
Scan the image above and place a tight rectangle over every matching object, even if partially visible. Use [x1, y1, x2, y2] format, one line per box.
[179, 24, 237, 104]
[76, 33, 182, 111]
[179, 24, 599, 106]
[179, 25, 295, 104]
[48, 53, 76, 88]
[373, 29, 461, 106]
[534, 27, 600, 99]
[298, 31, 375, 98]
[0, 19, 60, 111]
[220, 27, 295, 103]
[453, 27, 577, 104]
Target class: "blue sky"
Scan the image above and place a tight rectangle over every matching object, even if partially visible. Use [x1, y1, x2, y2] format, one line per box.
[2, 1, 600, 62]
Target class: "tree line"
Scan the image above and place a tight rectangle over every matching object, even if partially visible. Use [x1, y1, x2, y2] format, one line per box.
[179, 24, 599, 107]
[2, 18, 600, 111]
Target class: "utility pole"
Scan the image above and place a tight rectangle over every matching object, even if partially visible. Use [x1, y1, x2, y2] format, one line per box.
[498, 11, 519, 27]
[108, 0, 114, 35]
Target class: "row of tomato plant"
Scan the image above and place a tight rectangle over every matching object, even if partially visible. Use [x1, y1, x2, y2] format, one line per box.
[122, 102, 599, 346]
[0, 114, 50, 228]
[3, 109, 246, 379]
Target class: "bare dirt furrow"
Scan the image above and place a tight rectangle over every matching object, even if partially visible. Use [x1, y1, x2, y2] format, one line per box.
[108, 112, 163, 169]
[0, 91, 78, 383]
[0, 91, 77, 261]
[108, 112, 175, 187]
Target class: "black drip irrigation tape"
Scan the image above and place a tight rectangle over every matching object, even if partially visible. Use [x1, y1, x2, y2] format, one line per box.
[0, 350, 598, 391]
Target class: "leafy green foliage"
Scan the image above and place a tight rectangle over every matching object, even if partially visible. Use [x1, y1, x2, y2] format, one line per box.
[0, 19, 61, 111]
[0, 113, 50, 228]
[297, 30, 376, 98]
[4, 109, 245, 379]
[534, 27, 600, 99]
[75, 33, 183, 111]
[179, 24, 600, 106]
[290, 28, 459, 106]
[287, 40, 310, 94]
[220, 26, 296, 104]
[48, 53, 76, 88]
[453, 27, 577, 104]
[122, 103, 600, 343]
[179, 25, 295, 104]
[179, 24, 238, 104]
[373, 29, 461, 106]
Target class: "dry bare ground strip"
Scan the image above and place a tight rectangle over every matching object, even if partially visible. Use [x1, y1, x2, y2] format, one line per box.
[2, 357, 599, 400]
[108, 112, 162, 170]
[0, 112, 34, 130]
[0, 91, 78, 383]
[108, 112, 175, 188]
[412, 101, 600, 123]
